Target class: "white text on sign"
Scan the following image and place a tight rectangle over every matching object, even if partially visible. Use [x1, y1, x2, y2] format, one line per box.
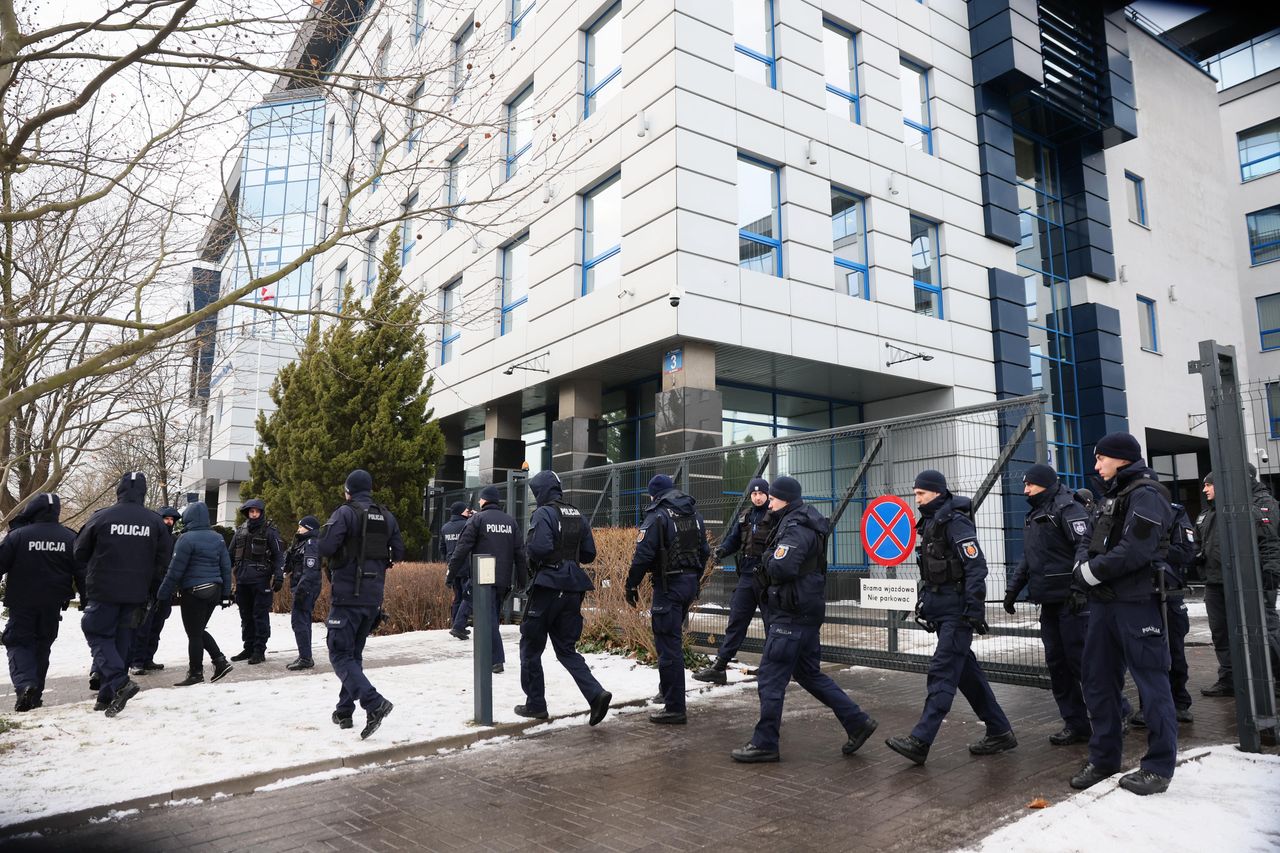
[859, 579, 919, 610]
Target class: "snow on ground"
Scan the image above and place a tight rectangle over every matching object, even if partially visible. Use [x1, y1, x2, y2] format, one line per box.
[0, 618, 751, 827]
[964, 745, 1280, 853]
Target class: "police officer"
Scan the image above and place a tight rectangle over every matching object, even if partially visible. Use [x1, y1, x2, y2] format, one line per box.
[440, 502, 471, 635]
[1131, 502, 1197, 727]
[318, 469, 403, 738]
[694, 477, 773, 686]
[1070, 432, 1177, 795]
[0, 493, 84, 711]
[515, 470, 612, 725]
[625, 474, 710, 725]
[1004, 464, 1092, 745]
[228, 498, 284, 665]
[886, 470, 1016, 765]
[731, 477, 878, 763]
[285, 516, 322, 671]
[447, 485, 527, 674]
[129, 506, 181, 675]
[74, 472, 172, 716]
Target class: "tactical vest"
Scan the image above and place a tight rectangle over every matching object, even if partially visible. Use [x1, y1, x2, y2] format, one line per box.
[232, 524, 274, 566]
[343, 502, 391, 564]
[548, 501, 584, 566]
[1089, 478, 1171, 560]
[919, 518, 965, 586]
[741, 508, 770, 561]
[664, 510, 702, 572]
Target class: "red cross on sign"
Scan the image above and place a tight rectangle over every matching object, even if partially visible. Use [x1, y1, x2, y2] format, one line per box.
[860, 495, 917, 567]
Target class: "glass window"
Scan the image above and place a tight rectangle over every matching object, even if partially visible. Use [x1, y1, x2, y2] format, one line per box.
[512, 0, 535, 40]
[406, 83, 423, 151]
[733, 0, 776, 88]
[506, 85, 533, 180]
[325, 117, 335, 163]
[1239, 119, 1280, 182]
[441, 279, 460, 364]
[370, 132, 383, 192]
[446, 146, 468, 230]
[1125, 171, 1147, 226]
[453, 21, 473, 100]
[375, 36, 390, 93]
[1137, 296, 1158, 352]
[1258, 293, 1280, 350]
[910, 214, 942, 317]
[347, 89, 358, 137]
[413, 0, 426, 42]
[364, 231, 378, 296]
[1202, 29, 1280, 91]
[831, 188, 867, 297]
[333, 262, 347, 311]
[501, 233, 530, 334]
[585, 3, 622, 118]
[400, 192, 417, 269]
[1248, 206, 1280, 265]
[1268, 382, 1280, 439]
[900, 60, 933, 154]
[738, 155, 781, 277]
[317, 200, 328, 244]
[583, 173, 621, 296]
[823, 21, 859, 123]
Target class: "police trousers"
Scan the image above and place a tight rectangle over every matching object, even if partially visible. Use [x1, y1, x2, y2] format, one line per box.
[291, 583, 320, 660]
[911, 618, 1012, 744]
[716, 570, 768, 663]
[1082, 599, 1177, 778]
[651, 573, 698, 713]
[3, 606, 61, 695]
[327, 604, 385, 714]
[82, 601, 142, 700]
[236, 583, 273, 654]
[1164, 596, 1192, 709]
[751, 621, 871, 753]
[519, 587, 605, 713]
[129, 599, 172, 666]
[1039, 602, 1090, 734]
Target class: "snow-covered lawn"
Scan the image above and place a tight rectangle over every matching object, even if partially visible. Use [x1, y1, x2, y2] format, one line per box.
[0, 613, 749, 827]
[965, 745, 1280, 852]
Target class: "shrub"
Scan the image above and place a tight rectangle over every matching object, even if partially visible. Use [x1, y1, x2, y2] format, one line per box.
[271, 562, 454, 636]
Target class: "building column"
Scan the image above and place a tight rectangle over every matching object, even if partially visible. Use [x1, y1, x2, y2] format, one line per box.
[436, 425, 466, 492]
[552, 378, 606, 471]
[479, 398, 525, 485]
[216, 481, 241, 528]
[1071, 302, 1129, 452]
[654, 341, 725, 535]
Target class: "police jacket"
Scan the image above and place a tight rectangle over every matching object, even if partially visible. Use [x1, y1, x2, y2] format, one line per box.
[0, 493, 84, 608]
[447, 502, 528, 590]
[1081, 460, 1174, 602]
[319, 490, 405, 608]
[716, 503, 772, 573]
[228, 499, 284, 585]
[440, 512, 467, 564]
[525, 471, 596, 592]
[285, 529, 322, 594]
[915, 493, 987, 622]
[760, 501, 829, 625]
[1163, 504, 1196, 589]
[1197, 494, 1280, 586]
[1007, 484, 1091, 604]
[73, 473, 171, 605]
[626, 489, 711, 591]
[1251, 481, 1280, 579]
[156, 502, 232, 602]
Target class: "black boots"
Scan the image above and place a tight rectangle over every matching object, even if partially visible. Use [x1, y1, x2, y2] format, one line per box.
[1070, 762, 1118, 789]
[1049, 726, 1090, 746]
[13, 687, 38, 712]
[211, 657, 234, 682]
[104, 680, 140, 718]
[1119, 769, 1171, 795]
[589, 690, 612, 727]
[230, 649, 253, 662]
[649, 710, 687, 725]
[286, 657, 314, 671]
[731, 743, 780, 763]
[332, 710, 354, 729]
[885, 735, 930, 765]
[248, 653, 266, 665]
[361, 700, 394, 739]
[969, 730, 1018, 756]
[842, 718, 879, 755]
[175, 671, 204, 687]
[693, 658, 728, 685]
[514, 704, 549, 720]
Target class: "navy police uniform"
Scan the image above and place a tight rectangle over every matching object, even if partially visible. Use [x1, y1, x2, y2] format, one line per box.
[318, 469, 403, 736]
[1072, 432, 1177, 794]
[228, 498, 284, 661]
[74, 472, 172, 711]
[626, 475, 710, 720]
[446, 486, 527, 668]
[733, 477, 876, 762]
[285, 516, 322, 665]
[439, 503, 469, 625]
[128, 506, 181, 671]
[0, 493, 84, 710]
[517, 471, 611, 722]
[1006, 467, 1093, 741]
[1159, 504, 1195, 716]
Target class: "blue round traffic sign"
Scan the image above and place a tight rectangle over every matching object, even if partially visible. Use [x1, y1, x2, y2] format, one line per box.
[860, 495, 917, 567]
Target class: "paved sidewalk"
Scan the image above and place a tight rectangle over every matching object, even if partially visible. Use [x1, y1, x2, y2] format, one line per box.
[2, 638, 1267, 853]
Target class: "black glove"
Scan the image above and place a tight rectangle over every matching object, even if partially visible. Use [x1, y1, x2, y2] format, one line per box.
[77, 597, 86, 612]
[965, 616, 990, 635]
[61, 599, 71, 612]
[625, 586, 639, 608]
[220, 594, 233, 609]
[271, 575, 283, 593]
[1066, 588, 1089, 615]
[1002, 592, 1016, 615]
[714, 548, 727, 562]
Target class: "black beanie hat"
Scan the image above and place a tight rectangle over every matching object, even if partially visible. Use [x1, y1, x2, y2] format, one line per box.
[914, 469, 947, 493]
[449, 501, 467, 516]
[478, 485, 502, 504]
[1094, 432, 1141, 462]
[345, 469, 373, 493]
[747, 477, 769, 495]
[298, 515, 320, 531]
[647, 474, 674, 497]
[1203, 472, 1214, 486]
[1023, 464, 1058, 489]
[768, 476, 802, 503]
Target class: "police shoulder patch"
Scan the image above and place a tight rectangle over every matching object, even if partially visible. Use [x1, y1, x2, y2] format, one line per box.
[773, 544, 790, 560]
[636, 530, 647, 543]
[960, 540, 981, 560]
[305, 557, 317, 568]
[1071, 520, 1088, 536]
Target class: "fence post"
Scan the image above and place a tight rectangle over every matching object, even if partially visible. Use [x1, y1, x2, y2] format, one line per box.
[471, 554, 495, 726]
[1190, 340, 1278, 751]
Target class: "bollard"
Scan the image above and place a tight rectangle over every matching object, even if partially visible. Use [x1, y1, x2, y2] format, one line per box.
[472, 554, 495, 725]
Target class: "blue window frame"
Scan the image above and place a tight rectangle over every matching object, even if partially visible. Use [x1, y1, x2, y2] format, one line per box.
[832, 188, 868, 297]
[506, 84, 533, 180]
[446, 146, 468, 230]
[501, 233, 530, 334]
[1239, 119, 1280, 181]
[370, 132, 383, 192]
[1248, 205, 1280, 265]
[441, 279, 461, 364]
[822, 20, 859, 124]
[453, 21, 473, 102]
[582, 172, 621, 296]
[364, 231, 378, 296]
[400, 193, 417, 268]
[738, 155, 782, 277]
[900, 59, 933, 154]
[909, 214, 942, 317]
[584, 3, 622, 118]
[733, 0, 776, 89]
[1137, 296, 1158, 352]
[1268, 382, 1280, 439]
[375, 36, 390, 93]
[1125, 171, 1147, 226]
[413, 0, 426, 42]
[406, 83, 422, 152]
[1258, 293, 1280, 350]
[325, 116, 335, 163]
[511, 0, 535, 40]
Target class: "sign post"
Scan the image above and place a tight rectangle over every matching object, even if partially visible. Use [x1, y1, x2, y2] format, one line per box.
[472, 554, 496, 725]
[860, 495, 918, 654]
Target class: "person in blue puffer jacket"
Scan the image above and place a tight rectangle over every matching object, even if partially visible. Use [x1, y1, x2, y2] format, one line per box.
[156, 502, 234, 686]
